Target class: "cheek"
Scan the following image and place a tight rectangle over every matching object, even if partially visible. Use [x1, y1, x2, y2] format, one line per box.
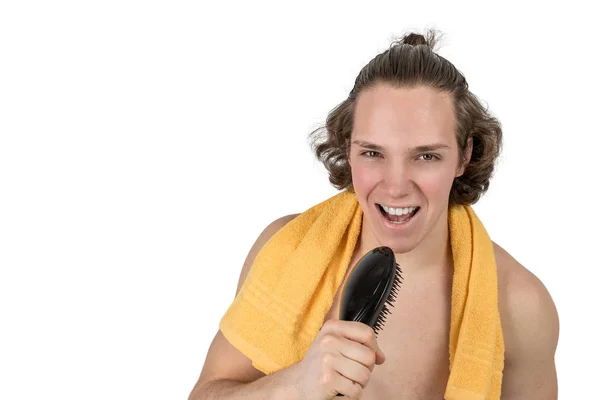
[350, 161, 380, 192]
[352, 166, 374, 185]
[417, 169, 456, 201]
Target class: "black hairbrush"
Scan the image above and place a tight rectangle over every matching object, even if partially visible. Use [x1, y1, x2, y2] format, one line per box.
[335, 246, 402, 396]
[338, 246, 402, 334]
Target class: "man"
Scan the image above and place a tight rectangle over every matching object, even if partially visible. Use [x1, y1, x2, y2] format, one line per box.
[189, 31, 559, 399]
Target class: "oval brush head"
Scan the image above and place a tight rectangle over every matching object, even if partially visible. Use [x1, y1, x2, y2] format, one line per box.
[338, 246, 403, 335]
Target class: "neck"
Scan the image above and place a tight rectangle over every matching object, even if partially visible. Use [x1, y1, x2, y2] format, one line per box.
[358, 207, 452, 275]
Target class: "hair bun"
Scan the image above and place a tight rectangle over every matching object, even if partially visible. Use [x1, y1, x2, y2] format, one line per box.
[401, 33, 428, 46]
[394, 29, 441, 50]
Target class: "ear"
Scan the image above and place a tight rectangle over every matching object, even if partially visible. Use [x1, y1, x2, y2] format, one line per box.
[455, 136, 473, 177]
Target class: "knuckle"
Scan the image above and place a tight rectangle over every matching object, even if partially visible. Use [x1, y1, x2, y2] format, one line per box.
[322, 319, 339, 330]
[319, 352, 335, 368]
[320, 369, 335, 387]
[320, 334, 338, 349]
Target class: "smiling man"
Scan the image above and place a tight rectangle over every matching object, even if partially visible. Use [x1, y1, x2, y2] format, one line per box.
[189, 30, 559, 400]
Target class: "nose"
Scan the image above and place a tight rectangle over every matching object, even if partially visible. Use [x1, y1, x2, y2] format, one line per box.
[381, 161, 413, 197]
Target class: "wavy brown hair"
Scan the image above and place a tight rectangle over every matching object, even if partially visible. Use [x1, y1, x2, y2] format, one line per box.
[308, 29, 503, 205]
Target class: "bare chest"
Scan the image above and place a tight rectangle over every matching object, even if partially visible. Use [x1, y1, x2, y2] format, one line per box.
[323, 256, 453, 399]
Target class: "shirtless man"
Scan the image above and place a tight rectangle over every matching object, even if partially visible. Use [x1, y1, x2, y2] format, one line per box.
[188, 31, 559, 399]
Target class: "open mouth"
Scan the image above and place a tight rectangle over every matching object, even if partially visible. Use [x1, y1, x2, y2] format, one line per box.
[377, 204, 420, 224]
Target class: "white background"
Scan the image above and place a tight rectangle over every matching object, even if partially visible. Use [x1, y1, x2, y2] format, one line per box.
[1, 1, 598, 399]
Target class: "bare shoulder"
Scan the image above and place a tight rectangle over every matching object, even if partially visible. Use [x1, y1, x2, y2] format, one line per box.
[493, 242, 560, 398]
[493, 242, 559, 341]
[188, 213, 300, 399]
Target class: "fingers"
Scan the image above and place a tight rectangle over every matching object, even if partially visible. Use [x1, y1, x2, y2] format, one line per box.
[333, 352, 372, 388]
[335, 335, 377, 372]
[321, 367, 363, 399]
[316, 319, 386, 398]
[321, 319, 385, 364]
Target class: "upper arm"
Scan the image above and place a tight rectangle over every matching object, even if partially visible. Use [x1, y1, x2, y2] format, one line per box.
[189, 214, 299, 396]
[495, 243, 560, 400]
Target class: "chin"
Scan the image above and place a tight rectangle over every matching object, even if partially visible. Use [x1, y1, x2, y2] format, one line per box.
[377, 235, 420, 254]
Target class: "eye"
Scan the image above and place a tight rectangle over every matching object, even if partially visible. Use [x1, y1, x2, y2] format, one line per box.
[419, 153, 439, 161]
[362, 151, 382, 158]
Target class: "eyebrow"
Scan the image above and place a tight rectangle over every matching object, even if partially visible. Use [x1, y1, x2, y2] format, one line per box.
[351, 140, 451, 152]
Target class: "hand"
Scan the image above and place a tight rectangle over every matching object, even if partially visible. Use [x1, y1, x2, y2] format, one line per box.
[285, 319, 385, 400]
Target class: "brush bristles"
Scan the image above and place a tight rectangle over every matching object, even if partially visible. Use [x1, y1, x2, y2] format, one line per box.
[373, 263, 403, 336]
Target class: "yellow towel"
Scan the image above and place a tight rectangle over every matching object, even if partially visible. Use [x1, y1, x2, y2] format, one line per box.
[219, 189, 504, 399]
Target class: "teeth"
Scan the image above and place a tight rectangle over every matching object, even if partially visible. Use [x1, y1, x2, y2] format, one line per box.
[381, 205, 418, 216]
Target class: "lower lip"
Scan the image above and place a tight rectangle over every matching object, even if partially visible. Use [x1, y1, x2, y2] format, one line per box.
[376, 204, 420, 232]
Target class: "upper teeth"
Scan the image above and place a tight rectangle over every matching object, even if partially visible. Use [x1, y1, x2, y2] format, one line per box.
[381, 205, 418, 216]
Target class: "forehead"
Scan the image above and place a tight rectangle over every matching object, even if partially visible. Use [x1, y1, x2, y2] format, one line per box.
[352, 84, 456, 144]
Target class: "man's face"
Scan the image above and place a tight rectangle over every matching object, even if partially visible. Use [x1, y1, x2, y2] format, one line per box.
[348, 84, 468, 253]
